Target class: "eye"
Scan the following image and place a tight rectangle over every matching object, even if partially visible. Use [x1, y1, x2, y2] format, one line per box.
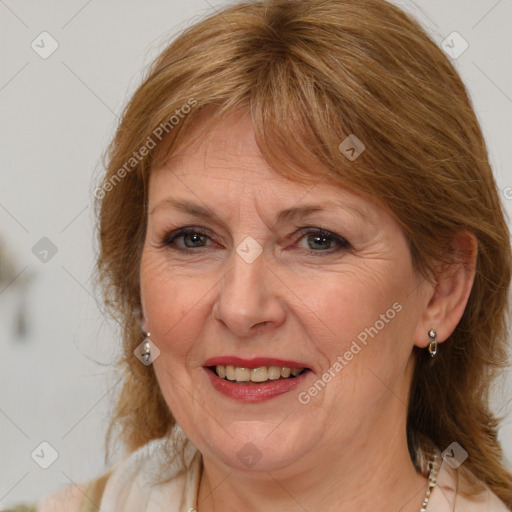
[160, 226, 350, 255]
[295, 228, 351, 253]
[162, 227, 215, 250]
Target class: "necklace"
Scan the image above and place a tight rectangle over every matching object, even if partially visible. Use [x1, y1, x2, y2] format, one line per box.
[419, 453, 439, 512]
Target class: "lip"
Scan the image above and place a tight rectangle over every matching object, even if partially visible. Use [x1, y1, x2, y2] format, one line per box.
[203, 356, 309, 369]
[204, 367, 311, 402]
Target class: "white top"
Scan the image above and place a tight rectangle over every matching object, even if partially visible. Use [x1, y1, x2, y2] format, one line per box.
[40, 427, 511, 512]
[100, 432, 201, 512]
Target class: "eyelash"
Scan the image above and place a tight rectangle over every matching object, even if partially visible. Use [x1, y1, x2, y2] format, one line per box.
[161, 226, 351, 255]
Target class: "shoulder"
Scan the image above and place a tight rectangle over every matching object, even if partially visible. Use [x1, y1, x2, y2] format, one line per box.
[9, 432, 199, 512]
[37, 483, 87, 512]
[0, 484, 86, 512]
[99, 433, 201, 511]
[36, 470, 112, 512]
[429, 460, 510, 511]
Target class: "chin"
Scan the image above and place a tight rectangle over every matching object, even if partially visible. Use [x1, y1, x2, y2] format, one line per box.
[191, 416, 322, 473]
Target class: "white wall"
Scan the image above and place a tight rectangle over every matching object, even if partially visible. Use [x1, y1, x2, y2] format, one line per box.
[0, 0, 511, 507]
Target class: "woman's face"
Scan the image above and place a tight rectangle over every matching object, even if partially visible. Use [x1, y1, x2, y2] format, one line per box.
[140, 114, 433, 474]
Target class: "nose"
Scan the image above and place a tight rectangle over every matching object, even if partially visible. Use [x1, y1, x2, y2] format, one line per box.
[212, 248, 286, 337]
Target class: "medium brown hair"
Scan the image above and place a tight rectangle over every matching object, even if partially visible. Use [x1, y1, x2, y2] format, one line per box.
[95, 0, 512, 505]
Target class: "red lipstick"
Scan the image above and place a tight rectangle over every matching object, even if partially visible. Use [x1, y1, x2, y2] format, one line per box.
[203, 356, 311, 402]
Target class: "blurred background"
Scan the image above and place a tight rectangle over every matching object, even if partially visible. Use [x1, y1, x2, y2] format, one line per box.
[1, 0, 511, 507]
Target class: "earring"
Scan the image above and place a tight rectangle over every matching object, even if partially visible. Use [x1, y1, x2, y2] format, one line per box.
[142, 335, 152, 363]
[137, 317, 160, 365]
[141, 316, 152, 363]
[428, 329, 438, 357]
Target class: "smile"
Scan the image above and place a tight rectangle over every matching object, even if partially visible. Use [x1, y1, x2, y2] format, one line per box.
[213, 365, 305, 383]
[203, 357, 312, 402]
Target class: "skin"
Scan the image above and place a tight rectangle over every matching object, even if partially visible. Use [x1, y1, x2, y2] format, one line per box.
[140, 113, 476, 512]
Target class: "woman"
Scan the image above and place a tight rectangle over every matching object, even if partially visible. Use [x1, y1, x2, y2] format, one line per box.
[14, 0, 512, 510]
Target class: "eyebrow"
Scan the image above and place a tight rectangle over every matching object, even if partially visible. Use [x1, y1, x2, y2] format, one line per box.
[149, 198, 370, 225]
[149, 198, 226, 226]
[276, 202, 369, 223]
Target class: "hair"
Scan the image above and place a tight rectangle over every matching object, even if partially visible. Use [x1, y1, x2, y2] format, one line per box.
[95, 0, 512, 506]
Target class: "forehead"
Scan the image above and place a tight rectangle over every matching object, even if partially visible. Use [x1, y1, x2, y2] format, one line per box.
[147, 113, 386, 228]
[155, 112, 326, 183]
[154, 115, 311, 187]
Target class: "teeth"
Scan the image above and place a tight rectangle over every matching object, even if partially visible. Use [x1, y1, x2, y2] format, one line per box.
[225, 365, 236, 381]
[235, 367, 251, 382]
[214, 365, 305, 383]
[251, 367, 268, 382]
[216, 365, 226, 379]
[268, 366, 281, 380]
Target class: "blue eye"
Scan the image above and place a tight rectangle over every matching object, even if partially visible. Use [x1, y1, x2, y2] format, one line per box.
[296, 228, 350, 253]
[162, 227, 351, 255]
[181, 232, 208, 248]
[163, 228, 212, 249]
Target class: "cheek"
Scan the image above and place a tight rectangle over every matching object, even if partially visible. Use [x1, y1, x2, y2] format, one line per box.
[293, 265, 405, 345]
[140, 252, 213, 360]
[291, 261, 420, 402]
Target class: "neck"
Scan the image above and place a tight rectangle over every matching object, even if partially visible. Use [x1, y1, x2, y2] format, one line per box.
[197, 421, 428, 512]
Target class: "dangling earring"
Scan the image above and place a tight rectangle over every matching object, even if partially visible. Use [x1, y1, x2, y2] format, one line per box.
[142, 334, 152, 363]
[428, 329, 438, 357]
[135, 317, 160, 365]
[141, 317, 152, 362]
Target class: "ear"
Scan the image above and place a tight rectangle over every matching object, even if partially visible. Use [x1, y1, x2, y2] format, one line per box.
[413, 230, 477, 349]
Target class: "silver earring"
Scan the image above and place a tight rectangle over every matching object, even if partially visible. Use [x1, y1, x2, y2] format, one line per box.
[141, 317, 152, 363]
[428, 329, 438, 357]
[142, 334, 152, 363]
[138, 317, 161, 365]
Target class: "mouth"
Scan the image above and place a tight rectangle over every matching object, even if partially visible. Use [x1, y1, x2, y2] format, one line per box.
[208, 365, 307, 383]
[203, 357, 312, 402]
